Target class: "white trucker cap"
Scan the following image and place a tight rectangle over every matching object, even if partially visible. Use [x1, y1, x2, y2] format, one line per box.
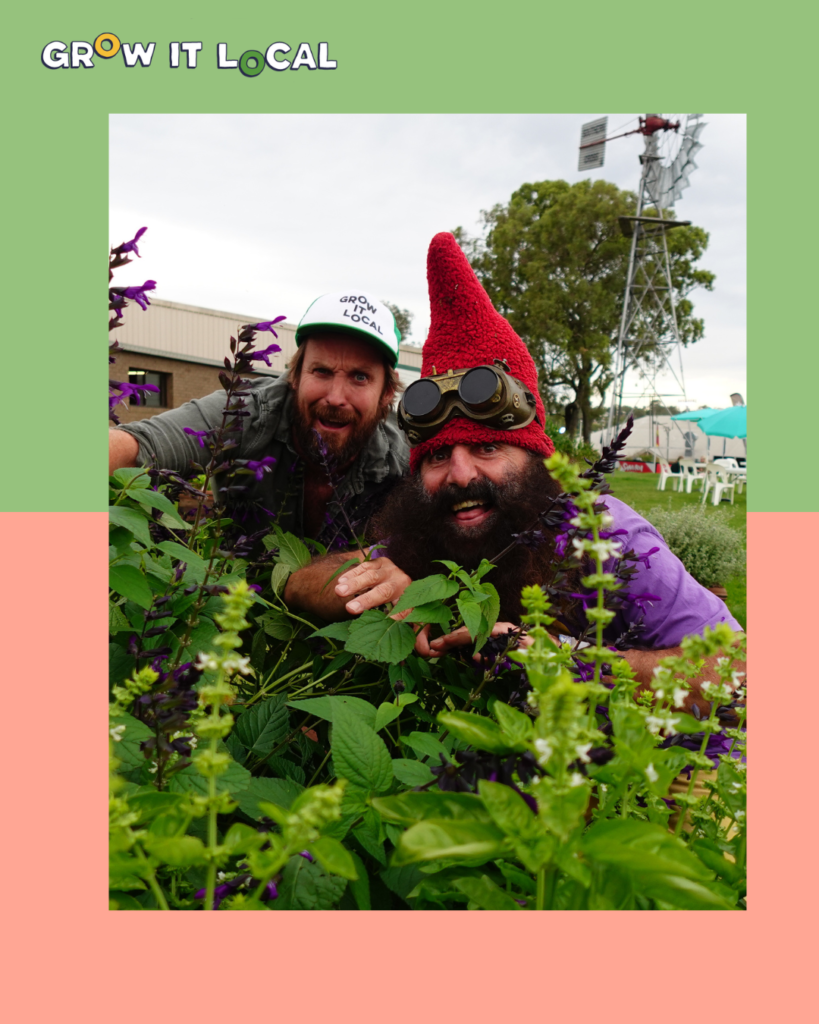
[295, 292, 401, 367]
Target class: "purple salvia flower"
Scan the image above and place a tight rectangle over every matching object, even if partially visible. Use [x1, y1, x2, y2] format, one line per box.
[110, 381, 160, 408]
[119, 226, 148, 256]
[622, 591, 662, 612]
[182, 427, 212, 448]
[633, 546, 660, 569]
[247, 342, 282, 366]
[244, 456, 277, 481]
[299, 851, 314, 862]
[252, 316, 287, 335]
[262, 881, 279, 901]
[115, 280, 157, 311]
[194, 883, 232, 910]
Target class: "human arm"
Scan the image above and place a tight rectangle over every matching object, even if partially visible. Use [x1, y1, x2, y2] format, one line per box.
[111, 389, 236, 475]
[109, 429, 140, 475]
[415, 624, 744, 721]
[284, 552, 413, 622]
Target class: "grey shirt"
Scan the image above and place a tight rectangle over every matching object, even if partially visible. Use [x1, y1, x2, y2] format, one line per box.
[116, 374, 409, 542]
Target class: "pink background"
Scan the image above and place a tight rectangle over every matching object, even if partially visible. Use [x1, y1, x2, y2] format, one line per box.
[5, 510, 812, 1020]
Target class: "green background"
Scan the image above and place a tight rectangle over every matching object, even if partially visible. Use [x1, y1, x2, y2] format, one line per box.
[4, 1, 810, 512]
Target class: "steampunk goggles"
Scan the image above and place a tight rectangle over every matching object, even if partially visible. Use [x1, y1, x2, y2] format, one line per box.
[397, 359, 538, 447]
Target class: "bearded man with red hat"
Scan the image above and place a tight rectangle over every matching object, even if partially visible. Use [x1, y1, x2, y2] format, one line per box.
[286, 234, 744, 718]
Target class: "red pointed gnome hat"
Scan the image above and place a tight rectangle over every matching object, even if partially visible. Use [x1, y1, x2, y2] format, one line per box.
[409, 232, 554, 471]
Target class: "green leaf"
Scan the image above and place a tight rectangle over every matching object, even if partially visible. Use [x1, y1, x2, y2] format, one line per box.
[287, 694, 377, 729]
[233, 777, 305, 821]
[372, 694, 417, 734]
[308, 620, 353, 642]
[109, 643, 136, 693]
[223, 822, 267, 855]
[456, 593, 483, 639]
[270, 562, 291, 596]
[692, 839, 744, 887]
[258, 607, 297, 641]
[478, 780, 543, 842]
[392, 574, 459, 614]
[130, 488, 190, 530]
[109, 891, 145, 910]
[402, 730, 449, 763]
[109, 564, 154, 609]
[352, 809, 386, 864]
[492, 700, 533, 748]
[141, 834, 207, 868]
[391, 758, 436, 787]
[400, 601, 454, 627]
[436, 710, 512, 754]
[372, 790, 493, 825]
[311, 837, 359, 880]
[274, 855, 348, 910]
[155, 541, 208, 583]
[347, 851, 371, 909]
[233, 695, 290, 756]
[109, 506, 153, 548]
[392, 819, 509, 866]
[345, 609, 416, 664]
[452, 874, 525, 910]
[109, 602, 132, 635]
[109, 713, 154, 770]
[331, 701, 393, 793]
[127, 791, 186, 823]
[169, 753, 251, 797]
[274, 528, 312, 571]
[533, 775, 591, 842]
[582, 819, 715, 882]
[112, 467, 152, 489]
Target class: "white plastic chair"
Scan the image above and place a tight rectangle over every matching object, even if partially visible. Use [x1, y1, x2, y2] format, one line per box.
[701, 462, 736, 506]
[714, 457, 745, 494]
[678, 456, 706, 494]
[656, 457, 682, 492]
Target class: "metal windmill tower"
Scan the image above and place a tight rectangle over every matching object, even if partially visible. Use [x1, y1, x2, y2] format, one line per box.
[578, 114, 707, 437]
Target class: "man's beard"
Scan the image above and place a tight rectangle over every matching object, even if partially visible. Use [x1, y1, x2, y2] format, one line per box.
[292, 393, 382, 469]
[366, 454, 566, 622]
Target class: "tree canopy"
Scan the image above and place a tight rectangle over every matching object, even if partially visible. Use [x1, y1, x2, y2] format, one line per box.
[455, 179, 714, 442]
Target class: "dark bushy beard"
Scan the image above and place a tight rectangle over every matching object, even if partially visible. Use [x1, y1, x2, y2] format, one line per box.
[366, 454, 566, 622]
[292, 393, 382, 469]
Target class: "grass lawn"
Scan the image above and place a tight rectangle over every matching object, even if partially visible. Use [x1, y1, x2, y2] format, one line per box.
[607, 470, 747, 629]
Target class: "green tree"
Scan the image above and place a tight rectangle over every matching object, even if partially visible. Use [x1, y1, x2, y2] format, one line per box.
[455, 180, 714, 443]
[383, 301, 414, 343]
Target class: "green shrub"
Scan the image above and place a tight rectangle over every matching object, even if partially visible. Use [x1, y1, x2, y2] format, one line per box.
[644, 505, 746, 588]
[543, 417, 597, 464]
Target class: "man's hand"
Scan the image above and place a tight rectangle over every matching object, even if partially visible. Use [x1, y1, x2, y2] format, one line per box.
[334, 557, 412, 616]
[284, 552, 412, 622]
[415, 621, 536, 659]
[621, 646, 746, 722]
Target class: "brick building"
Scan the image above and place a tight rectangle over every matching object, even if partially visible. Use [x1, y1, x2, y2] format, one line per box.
[111, 297, 423, 425]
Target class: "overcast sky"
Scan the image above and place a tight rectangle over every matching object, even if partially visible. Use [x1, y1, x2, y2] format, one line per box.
[110, 113, 745, 412]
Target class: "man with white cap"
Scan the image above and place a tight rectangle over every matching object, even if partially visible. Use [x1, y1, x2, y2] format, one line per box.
[109, 292, 409, 545]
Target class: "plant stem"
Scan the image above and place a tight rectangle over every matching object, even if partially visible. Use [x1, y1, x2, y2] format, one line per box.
[204, 756, 218, 910]
[133, 844, 169, 910]
[307, 748, 332, 787]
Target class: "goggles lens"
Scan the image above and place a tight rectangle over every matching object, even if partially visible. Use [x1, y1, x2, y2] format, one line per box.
[458, 366, 501, 408]
[403, 377, 443, 418]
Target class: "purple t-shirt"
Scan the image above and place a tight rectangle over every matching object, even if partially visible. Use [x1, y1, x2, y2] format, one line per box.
[600, 496, 742, 649]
